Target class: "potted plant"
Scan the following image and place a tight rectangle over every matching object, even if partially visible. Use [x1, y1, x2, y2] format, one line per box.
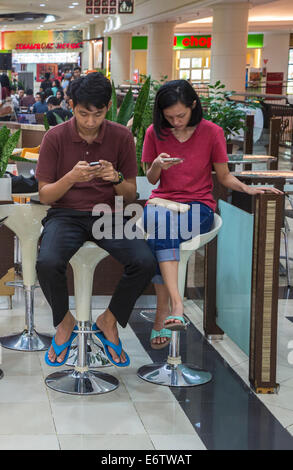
[0, 126, 21, 200]
[200, 80, 248, 153]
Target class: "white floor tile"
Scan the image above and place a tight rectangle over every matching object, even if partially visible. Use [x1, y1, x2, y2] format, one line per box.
[0, 402, 55, 434]
[59, 434, 154, 450]
[134, 401, 196, 435]
[0, 435, 60, 450]
[51, 401, 146, 435]
[150, 433, 206, 450]
[0, 376, 48, 403]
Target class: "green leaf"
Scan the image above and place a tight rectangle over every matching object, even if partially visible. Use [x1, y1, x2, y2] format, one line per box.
[116, 88, 134, 126]
[132, 76, 150, 136]
[135, 125, 146, 176]
[0, 129, 21, 178]
[106, 81, 117, 122]
[52, 112, 66, 125]
[43, 114, 50, 131]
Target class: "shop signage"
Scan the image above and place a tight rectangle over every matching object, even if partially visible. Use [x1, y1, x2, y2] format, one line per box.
[15, 42, 83, 50]
[174, 36, 212, 49]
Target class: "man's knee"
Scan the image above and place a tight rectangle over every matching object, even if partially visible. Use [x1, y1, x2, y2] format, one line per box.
[132, 251, 157, 277]
[36, 255, 66, 279]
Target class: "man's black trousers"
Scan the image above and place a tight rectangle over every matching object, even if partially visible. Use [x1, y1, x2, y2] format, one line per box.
[36, 208, 157, 328]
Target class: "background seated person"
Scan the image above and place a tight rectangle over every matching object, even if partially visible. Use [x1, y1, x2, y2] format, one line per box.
[21, 88, 35, 108]
[46, 96, 73, 126]
[40, 72, 53, 93]
[32, 92, 48, 114]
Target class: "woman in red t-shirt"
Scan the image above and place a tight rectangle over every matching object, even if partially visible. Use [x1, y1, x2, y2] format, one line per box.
[142, 79, 281, 349]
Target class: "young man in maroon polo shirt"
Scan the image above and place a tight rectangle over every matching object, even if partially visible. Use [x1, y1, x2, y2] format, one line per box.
[36, 72, 156, 367]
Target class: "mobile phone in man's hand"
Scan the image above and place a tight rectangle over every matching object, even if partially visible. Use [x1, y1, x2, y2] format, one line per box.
[89, 161, 101, 166]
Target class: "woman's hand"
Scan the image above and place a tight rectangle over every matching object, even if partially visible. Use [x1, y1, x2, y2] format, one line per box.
[243, 185, 283, 195]
[152, 153, 183, 170]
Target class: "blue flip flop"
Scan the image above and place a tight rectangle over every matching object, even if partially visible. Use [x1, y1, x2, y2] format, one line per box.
[92, 323, 130, 368]
[45, 326, 78, 367]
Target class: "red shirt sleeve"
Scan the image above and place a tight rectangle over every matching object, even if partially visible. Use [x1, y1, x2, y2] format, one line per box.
[36, 130, 58, 183]
[211, 127, 229, 163]
[141, 125, 157, 163]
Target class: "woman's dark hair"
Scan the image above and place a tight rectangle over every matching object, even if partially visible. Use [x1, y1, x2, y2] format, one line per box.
[52, 79, 60, 88]
[38, 92, 46, 103]
[0, 73, 11, 91]
[56, 89, 64, 100]
[44, 88, 53, 98]
[68, 72, 112, 110]
[153, 79, 202, 140]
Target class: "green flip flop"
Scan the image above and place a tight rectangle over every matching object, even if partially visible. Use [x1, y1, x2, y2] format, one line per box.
[150, 328, 172, 350]
[163, 315, 187, 331]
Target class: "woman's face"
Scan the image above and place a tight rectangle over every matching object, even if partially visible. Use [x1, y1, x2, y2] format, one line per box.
[56, 91, 62, 100]
[162, 100, 195, 130]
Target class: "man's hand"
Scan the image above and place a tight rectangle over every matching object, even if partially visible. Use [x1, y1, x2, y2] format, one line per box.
[67, 161, 103, 184]
[98, 160, 119, 183]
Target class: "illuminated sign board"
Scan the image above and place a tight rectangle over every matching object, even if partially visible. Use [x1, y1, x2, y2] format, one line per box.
[15, 42, 83, 50]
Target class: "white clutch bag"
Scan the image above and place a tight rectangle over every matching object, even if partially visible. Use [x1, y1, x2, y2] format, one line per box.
[147, 197, 190, 213]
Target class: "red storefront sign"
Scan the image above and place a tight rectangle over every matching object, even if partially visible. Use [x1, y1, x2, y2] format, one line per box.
[15, 42, 83, 50]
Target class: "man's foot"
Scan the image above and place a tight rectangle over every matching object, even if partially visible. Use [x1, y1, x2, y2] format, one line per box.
[48, 312, 76, 364]
[96, 311, 127, 364]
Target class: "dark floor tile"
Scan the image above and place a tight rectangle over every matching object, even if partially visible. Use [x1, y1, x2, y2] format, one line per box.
[129, 308, 293, 450]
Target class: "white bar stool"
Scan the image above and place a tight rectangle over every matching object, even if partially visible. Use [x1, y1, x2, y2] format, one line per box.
[45, 242, 119, 395]
[137, 213, 222, 387]
[0, 204, 52, 351]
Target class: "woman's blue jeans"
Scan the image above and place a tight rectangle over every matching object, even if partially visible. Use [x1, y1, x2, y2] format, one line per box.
[143, 202, 214, 284]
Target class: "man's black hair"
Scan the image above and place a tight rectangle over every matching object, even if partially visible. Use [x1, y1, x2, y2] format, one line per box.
[74, 66, 81, 72]
[153, 79, 203, 140]
[69, 72, 112, 110]
[47, 96, 60, 106]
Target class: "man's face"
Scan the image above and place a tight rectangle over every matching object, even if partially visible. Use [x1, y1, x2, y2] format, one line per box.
[73, 102, 111, 133]
[18, 90, 24, 98]
[73, 69, 81, 79]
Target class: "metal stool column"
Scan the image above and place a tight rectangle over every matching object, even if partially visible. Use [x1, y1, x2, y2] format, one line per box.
[45, 242, 119, 395]
[0, 204, 52, 351]
[138, 214, 222, 387]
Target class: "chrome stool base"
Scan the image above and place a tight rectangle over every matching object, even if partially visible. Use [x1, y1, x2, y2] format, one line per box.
[45, 369, 119, 395]
[137, 363, 212, 387]
[65, 336, 111, 368]
[0, 329, 52, 351]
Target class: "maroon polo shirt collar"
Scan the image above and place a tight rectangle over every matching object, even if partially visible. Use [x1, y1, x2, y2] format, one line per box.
[69, 116, 107, 144]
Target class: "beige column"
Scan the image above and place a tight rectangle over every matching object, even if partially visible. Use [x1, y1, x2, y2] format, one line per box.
[111, 33, 132, 86]
[262, 32, 290, 82]
[147, 22, 175, 82]
[210, 2, 250, 92]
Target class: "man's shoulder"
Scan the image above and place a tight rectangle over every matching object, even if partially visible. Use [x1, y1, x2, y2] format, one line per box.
[105, 120, 132, 139]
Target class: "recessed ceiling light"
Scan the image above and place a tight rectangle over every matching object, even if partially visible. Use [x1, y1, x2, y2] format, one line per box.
[72, 2, 79, 5]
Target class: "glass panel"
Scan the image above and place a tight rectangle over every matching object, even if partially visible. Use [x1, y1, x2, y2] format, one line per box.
[179, 58, 190, 68]
[203, 69, 210, 80]
[192, 57, 202, 68]
[179, 69, 190, 79]
[216, 200, 254, 355]
[191, 69, 202, 80]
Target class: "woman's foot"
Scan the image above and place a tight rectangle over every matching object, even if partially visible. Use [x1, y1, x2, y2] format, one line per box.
[151, 310, 171, 348]
[164, 302, 185, 329]
[96, 310, 127, 365]
[48, 312, 76, 364]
